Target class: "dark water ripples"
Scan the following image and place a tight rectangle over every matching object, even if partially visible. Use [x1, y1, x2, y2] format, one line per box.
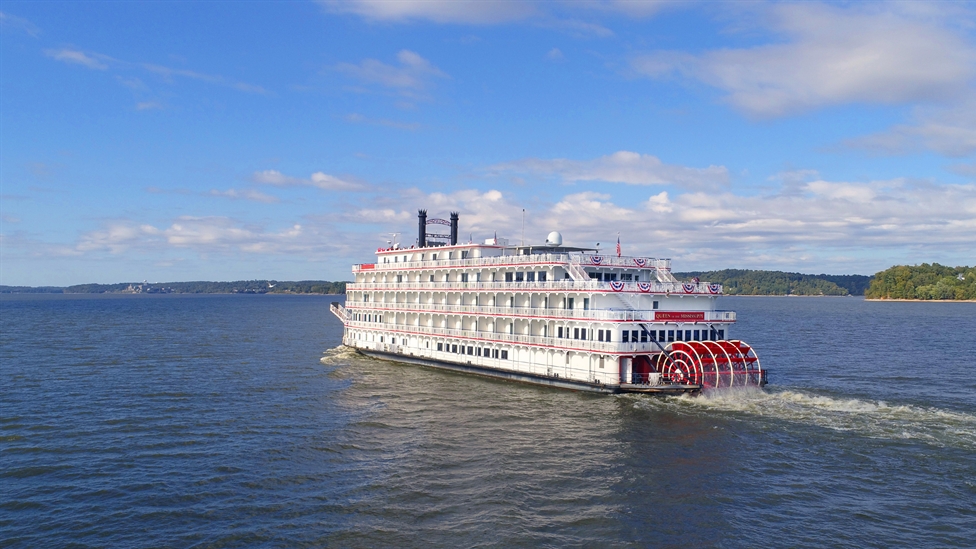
[2, 294, 974, 548]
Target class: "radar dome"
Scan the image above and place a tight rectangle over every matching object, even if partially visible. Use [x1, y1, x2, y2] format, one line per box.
[546, 231, 563, 246]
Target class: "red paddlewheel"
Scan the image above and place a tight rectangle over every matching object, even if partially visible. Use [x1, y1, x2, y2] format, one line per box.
[654, 340, 763, 388]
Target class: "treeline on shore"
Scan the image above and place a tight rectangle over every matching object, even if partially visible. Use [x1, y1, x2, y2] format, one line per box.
[0, 280, 346, 295]
[865, 264, 975, 300]
[674, 270, 872, 296]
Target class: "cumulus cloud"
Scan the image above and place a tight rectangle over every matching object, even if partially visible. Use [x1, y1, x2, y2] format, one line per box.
[208, 188, 279, 203]
[842, 100, 976, 157]
[490, 151, 729, 190]
[253, 169, 366, 191]
[632, 3, 976, 117]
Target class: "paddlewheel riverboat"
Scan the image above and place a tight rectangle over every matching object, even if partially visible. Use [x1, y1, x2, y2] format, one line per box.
[331, 211, 766, 395]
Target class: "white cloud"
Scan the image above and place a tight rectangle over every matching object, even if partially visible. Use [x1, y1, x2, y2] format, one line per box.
[1, 11, 41, 36]
[135, 101, 163, 111]
[490, 151, 729, 190]
[335, 50, 447, 97]
[546, 48, 565, 61]
[253, 169, 366, 191]
[44, 48, 109, 70]
[842, 100, 976, 157]
[323, 0, 538, 24]
[632, 3, 976, 117]
[208, 188, 280, 203]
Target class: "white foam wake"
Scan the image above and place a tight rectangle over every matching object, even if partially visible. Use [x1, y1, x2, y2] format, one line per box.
[319, 345, 365, 365]
[635, 387, 976, 450]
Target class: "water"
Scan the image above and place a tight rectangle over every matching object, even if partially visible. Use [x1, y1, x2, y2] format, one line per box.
[2, 294, 974, 548]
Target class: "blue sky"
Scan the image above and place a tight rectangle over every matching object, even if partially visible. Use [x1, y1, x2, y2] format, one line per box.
[2, 1, 974, 286]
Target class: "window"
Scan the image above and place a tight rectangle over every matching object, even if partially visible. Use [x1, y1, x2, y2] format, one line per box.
[452, 344, 458, 353]
[493, 349, 499, 358]
[580, 328, 587, 340]
[632, 330, 639, 342]
[718, 329, 725, 340]
[476, 348, 482, 356]
[460, 273, 469, 282]
[589, 272, 600, 280]
[515, 272, 524, 282]
[608, 273, 618, 281]
[667, 330, 675, 342]
[467, 346, 473, 355]
[567, 298, 574, 309]
[649, 331, 657, 341]
[501, 350, 508, 360]
[653, 301, 659, 310]
[461, 251, 469, 259]
[693, 330, 700, 340]
[394, 257, 398, 263]
[429, 275, 434, 282]
[606, 331, 611, 342]
[598, 329, 604, 342]
[640, 330, 648, 342]
[709, 329, 716, 341]
[583, 298, 590, 310]
[505, 272, 514, 282]
[526, 272, 535, 282]
[685, 330, 692, 341]
[676, 330, 683, 341]
[659, 330, 665, 341]
[574, 328, 580, 339]
[622, 273, 633, 281]
[448, 252, 453, 259]
[396, 275, 403, 283]
[622, 330, 629, 343]
[432, 253, 438, 260]
[558, 326, 563, 338]
[538, 272, 547, 282]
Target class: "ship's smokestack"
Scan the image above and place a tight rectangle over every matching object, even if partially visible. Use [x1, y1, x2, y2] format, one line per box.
[449, 212, 459, 245]
[418, 209, 427, 248]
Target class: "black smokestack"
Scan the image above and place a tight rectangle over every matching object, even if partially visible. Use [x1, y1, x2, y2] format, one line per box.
[418, 209, 427, 248]
[450, 212, 459, 245]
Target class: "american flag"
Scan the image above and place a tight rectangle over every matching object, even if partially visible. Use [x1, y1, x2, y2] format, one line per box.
[616, 234, 621, 257]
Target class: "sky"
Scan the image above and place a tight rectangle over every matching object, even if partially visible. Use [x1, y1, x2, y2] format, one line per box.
[2, 1, 975, 286]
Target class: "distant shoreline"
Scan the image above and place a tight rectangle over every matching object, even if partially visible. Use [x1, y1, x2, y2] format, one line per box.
[864, 298, 975, 303]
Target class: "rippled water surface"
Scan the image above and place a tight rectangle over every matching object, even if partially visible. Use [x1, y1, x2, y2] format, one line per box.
[2, 294, 975, 548]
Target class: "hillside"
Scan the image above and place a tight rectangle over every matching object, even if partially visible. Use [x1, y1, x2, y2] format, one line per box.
[674, 270, 872, 296]
[865, 264, 975, 300]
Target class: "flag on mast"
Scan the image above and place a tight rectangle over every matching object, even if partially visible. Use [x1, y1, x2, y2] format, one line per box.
[616, 233, 621, 257]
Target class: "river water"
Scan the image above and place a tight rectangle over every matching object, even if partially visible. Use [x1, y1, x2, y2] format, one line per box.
[2, 294, 974, 548]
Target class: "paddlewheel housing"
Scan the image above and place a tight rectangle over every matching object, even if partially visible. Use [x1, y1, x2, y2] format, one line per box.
[653, 340, 764, 388]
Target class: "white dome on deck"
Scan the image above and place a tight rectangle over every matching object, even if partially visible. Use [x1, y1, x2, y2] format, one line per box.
[546, 231, 563, 246]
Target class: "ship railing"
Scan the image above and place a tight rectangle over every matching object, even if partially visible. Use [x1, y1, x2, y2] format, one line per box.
[329, 301, 350, 322]
[353, 253, 672, 273]
[344, 300, 736, 322]
[343, 320, 666, 354]
[347, 280, 722, 295]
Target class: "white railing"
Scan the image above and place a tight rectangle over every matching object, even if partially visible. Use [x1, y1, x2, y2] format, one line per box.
[353, 252, 672, 273]
[345, 301, 735, 322]
[347, 280, 722, 295]
[344, 320, 662, 354]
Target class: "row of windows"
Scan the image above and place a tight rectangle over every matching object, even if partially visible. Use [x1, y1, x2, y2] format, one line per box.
[356, 313, 383, 323]
[436, 342, 508, 359]
[588, 272, 639, 281]
[621, 328, 725, 343]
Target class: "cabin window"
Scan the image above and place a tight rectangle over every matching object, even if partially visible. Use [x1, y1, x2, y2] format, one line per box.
[685, 330, 692, 341]
[515, 272, 524, 282]
[380, 336, 384, 342]
[451, 344, 457, 353]
[583, 298, 590, 310]
[658, 330, 665, 341]
[718, 329, 725, 340]
[460, 273, 469, 282]
[598, 329, 604, 342]
[493, 349, 499, 358]
[574, 328, 580, 339]
[676, 330, 683, 341]
[558, 326, 563, 338]
[538, 272, 547, 282]
[589, 272, 600, 280]
[526, 272, 535, 282]
[396, 275, 402, 283]
[667, 330, 675, 342]
[501, 350, 508, 360]
[448, 252, 453, 259]
[709, 329, 716, 340]
[649, 331, 656, 341]
[607, 273, 618, 281]
[641, 330, 648, 342]
[432, 253, 438, 260]
[461, 251, 469, 259]
[694, 330, 700, 340]
[622, 331, 629, 343]
[505, 272, 514, 282]
[580, 328, 587, 340]
[653, 301, 659, 310]
[429, 275, 434, 282]
[631, 330, 639, 342]
[606, 331, 611, 342]
[622, 274, 632, 281]
[567, 298, 574, 309]
[467, 346, 473, 355]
